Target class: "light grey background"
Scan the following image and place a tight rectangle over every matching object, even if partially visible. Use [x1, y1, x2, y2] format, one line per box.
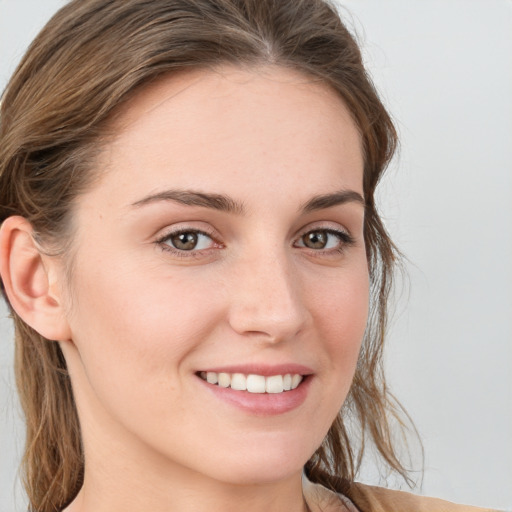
[1, 1, 511, 511]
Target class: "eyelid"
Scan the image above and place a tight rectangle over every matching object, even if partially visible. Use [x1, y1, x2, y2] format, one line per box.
[152, 221, 356, 259]
[293, 224, 356, 251]
[154, 224, 222, 257]
[295, 220, 353, 238]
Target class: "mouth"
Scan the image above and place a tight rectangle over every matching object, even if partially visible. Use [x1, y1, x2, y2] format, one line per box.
[197, 371, 305, 394]
[195, 366, 313, 415]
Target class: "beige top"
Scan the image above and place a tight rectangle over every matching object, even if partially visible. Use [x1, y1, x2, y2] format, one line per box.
[303, 478, 500, 512]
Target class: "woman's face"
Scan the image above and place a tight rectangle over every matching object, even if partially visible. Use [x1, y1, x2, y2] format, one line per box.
[60, 66, 368, 486]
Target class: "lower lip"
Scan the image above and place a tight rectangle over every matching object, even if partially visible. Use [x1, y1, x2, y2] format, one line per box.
[196, 375, 312, 416]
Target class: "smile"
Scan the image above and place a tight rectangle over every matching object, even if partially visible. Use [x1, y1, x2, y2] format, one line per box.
[199, 371, 304, 394]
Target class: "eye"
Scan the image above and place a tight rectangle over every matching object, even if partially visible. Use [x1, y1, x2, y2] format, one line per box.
[159, 230, 215, 252]
[295, 228, 354, 251]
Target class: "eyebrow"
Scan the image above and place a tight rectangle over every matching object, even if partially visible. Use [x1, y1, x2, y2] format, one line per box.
[130, 188, 365, 214]
[131, 189, 246, 215]
[300, 190, 365, 212]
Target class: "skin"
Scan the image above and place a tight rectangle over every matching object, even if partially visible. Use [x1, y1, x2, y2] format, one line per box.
[2, 66, 368, 512]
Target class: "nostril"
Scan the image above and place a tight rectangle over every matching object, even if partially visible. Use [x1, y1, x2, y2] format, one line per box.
[227, 300, 307, 341]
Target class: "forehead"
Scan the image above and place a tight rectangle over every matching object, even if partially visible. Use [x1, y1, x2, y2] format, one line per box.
[112, 65, 358, 133]
[92, 65, 364, 208]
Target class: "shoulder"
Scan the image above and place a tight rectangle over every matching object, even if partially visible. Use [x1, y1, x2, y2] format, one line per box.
[303, 478, 499, 512]
[345, 482, 499, 512]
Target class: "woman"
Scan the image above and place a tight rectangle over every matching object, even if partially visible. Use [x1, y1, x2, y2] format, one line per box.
[0, 1, 498, 511]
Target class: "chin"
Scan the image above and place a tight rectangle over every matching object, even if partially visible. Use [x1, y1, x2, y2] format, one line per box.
[207, 460, 304, 487]
[195, 432, 318, 486]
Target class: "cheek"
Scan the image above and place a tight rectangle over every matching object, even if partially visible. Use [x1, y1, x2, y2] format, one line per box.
[65, 255, 224, 404]
[308, 264, 369, 387]
[63, 260, 230, 454]
[72, 266, 213, 355]
[314, 266, 369, 342]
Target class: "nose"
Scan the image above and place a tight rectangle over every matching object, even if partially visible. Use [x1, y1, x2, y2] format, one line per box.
[226, 249, 309, 343]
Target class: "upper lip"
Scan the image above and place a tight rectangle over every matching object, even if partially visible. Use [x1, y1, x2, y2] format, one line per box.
[197, 364, 314, 377]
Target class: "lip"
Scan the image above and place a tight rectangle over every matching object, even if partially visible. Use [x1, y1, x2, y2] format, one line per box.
[195, 364, 314, 416]
[197, 363, 314, 377]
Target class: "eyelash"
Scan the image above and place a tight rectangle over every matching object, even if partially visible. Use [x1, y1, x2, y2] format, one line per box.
[295, 228, 356, 253]
[155, 228, 220, 258]
[155, 227, 355, 258]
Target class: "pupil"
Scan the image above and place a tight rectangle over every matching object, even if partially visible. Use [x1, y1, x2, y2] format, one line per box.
[172, 232, 198, 250]
[304, 231, 327, 249]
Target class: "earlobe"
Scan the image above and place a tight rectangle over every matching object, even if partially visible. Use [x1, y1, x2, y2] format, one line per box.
[0, 216, 71, 341]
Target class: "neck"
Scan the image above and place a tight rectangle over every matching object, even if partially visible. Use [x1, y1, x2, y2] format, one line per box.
[65, 468, 309, 512]
[62, 425, 309, 512]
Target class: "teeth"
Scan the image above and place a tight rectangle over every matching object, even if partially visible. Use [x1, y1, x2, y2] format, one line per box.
[231, 373, 247, 391]
[218, 372, 230, 388]
[206, 372, 218, 384]
[291, 374, 302, 389]
[199, 372, 304, 393]
[247, 374, 266, 393]
[265, 375, 283, 393]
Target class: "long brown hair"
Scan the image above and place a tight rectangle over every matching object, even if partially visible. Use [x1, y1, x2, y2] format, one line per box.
[0, 1, 415, 510]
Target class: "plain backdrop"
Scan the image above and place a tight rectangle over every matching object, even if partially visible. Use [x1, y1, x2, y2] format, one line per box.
[1, 1, 511, 511]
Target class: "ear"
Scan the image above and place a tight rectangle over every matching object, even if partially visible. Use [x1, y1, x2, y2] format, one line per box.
[0, 216, 71, 341]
